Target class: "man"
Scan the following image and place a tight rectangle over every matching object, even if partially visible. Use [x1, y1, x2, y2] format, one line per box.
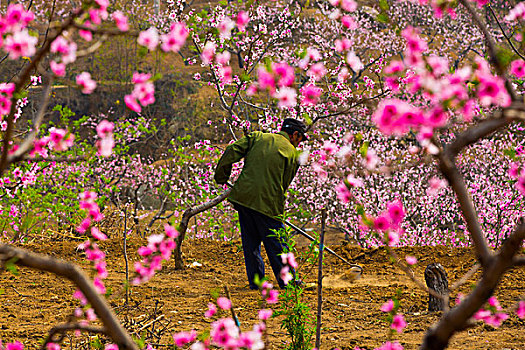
[214, 118, 307, 289]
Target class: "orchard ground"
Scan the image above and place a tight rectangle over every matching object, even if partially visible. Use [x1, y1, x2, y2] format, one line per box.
[1, 226, 525, 350]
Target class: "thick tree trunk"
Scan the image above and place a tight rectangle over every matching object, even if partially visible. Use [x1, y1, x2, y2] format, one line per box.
[173, 188, 231, 269]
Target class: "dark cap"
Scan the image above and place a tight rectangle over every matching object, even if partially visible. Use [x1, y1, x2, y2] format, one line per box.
[281, 118, 308, 139]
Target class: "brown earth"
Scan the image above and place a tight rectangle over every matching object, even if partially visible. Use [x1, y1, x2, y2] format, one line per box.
[1, 233, 525, 350]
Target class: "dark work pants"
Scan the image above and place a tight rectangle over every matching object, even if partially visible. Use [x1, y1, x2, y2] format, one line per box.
[233, 203, 288, 289]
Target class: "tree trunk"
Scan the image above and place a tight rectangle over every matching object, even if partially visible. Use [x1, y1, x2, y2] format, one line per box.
[173, 188, 231, 269]
[424, 263, 448, 312]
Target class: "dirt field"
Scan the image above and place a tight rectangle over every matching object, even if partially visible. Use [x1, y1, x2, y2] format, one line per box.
[1, 233, 525, 350]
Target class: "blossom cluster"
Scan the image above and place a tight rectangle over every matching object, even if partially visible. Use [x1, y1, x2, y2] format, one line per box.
[124, 72, 156, 113]
[200, 42, 233, 84]
[67, 190, 109, 336]
[472, 296, 509, 328]
[249, 62, 297, 108]
[50, 35, 77, 77]
[137, 21, 188, 52]
[0, 4, 37, 60]
[280, 252, 298, 285]
[374, 25, 513, 148]
[77, 191, 104, 236]
[95, 120, 115, 157]
[133, 224, 179, 284]
[121, 22, 188, 113]
[362, 200, 406, 247]
[70, 189, 109, 327]
[380, 299, 407, 333]
[505, 2, 525, 21]
[49, 128, 75, 152]
[172, 292, 273, 350]
[328, 0, 359, 30]
[76, 72, 97, 94]
[12, 124, 76, 158]
[0, 83, 15, 119]
[508, 162, 525, 196]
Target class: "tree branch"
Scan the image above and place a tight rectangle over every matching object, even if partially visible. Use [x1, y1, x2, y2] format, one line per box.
[512, 255, 525, 266]
[487, 6, 525, 60]
[421, 220, 525, 350]
[173, 188, 232, 269]
[8, 78, 54, 164]
[0, 6, 85, 176]
[438, 154, 493, 266]
[0, 245, 138, 350]
[42, 322, 107, 349]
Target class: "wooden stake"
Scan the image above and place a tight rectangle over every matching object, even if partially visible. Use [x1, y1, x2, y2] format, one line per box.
[315, 208, 326, 349]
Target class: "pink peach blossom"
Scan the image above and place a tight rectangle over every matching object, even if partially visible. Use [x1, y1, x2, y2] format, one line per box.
[380, 299, 394, 312]
[391, 314, 407, 332]
[112, 11, 129, 31]
[405, 256, 417, 265]
[258, 309, 273, 320]
[205, 302, 217, 318]
[4, 29, 37, 59]
[236, 11, 250, 31]
[517, 301, 525, 319]
[138, 27, 159, 51]
[173, 330, 197, 347]
[201, 42, 216, 65]
[300, 84, 322, 106]
[50, 61, 66, 77]
[76, 72, 97, 94]
[510, 59, 525, 78]
[217, 297, 232, 310]
[275, 87, 297, 108]
[218, 17, 235, 39]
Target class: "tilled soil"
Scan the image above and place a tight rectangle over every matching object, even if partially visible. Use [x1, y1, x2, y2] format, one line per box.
[1, 234, 524, 350]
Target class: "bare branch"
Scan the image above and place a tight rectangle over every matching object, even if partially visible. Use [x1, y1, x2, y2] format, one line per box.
[71, 22, 139, 37]
[449, 263, 480, 291]
[437, 105, 525, 267]
[238, 94, 268, 111]
[76, 34, 109, 57]
[384, 245, 445, 299]
[445, 110, 511, 158]
[173, 188, 232, 269]
[42, 323, 107, 349]
[9, 155, 86, 166]
[487, 6, 525, 61]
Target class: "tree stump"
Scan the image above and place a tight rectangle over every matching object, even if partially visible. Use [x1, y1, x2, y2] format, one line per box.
[424, 263, 448, 312]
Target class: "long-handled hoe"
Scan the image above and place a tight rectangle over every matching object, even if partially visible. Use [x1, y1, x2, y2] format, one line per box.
[173, 183, 364, 280]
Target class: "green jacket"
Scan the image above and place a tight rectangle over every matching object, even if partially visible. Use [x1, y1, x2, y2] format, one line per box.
[214, 131, 299, 219]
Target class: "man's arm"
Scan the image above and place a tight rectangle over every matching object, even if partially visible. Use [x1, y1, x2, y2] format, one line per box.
[214, 135, 252, 185]
[282, 151, 299, 192]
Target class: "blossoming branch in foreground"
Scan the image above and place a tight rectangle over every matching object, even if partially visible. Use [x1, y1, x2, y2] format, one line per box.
[473, 296, 509, 328]
[133, 224, 178, 284]
[173, 290, 276, 350]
